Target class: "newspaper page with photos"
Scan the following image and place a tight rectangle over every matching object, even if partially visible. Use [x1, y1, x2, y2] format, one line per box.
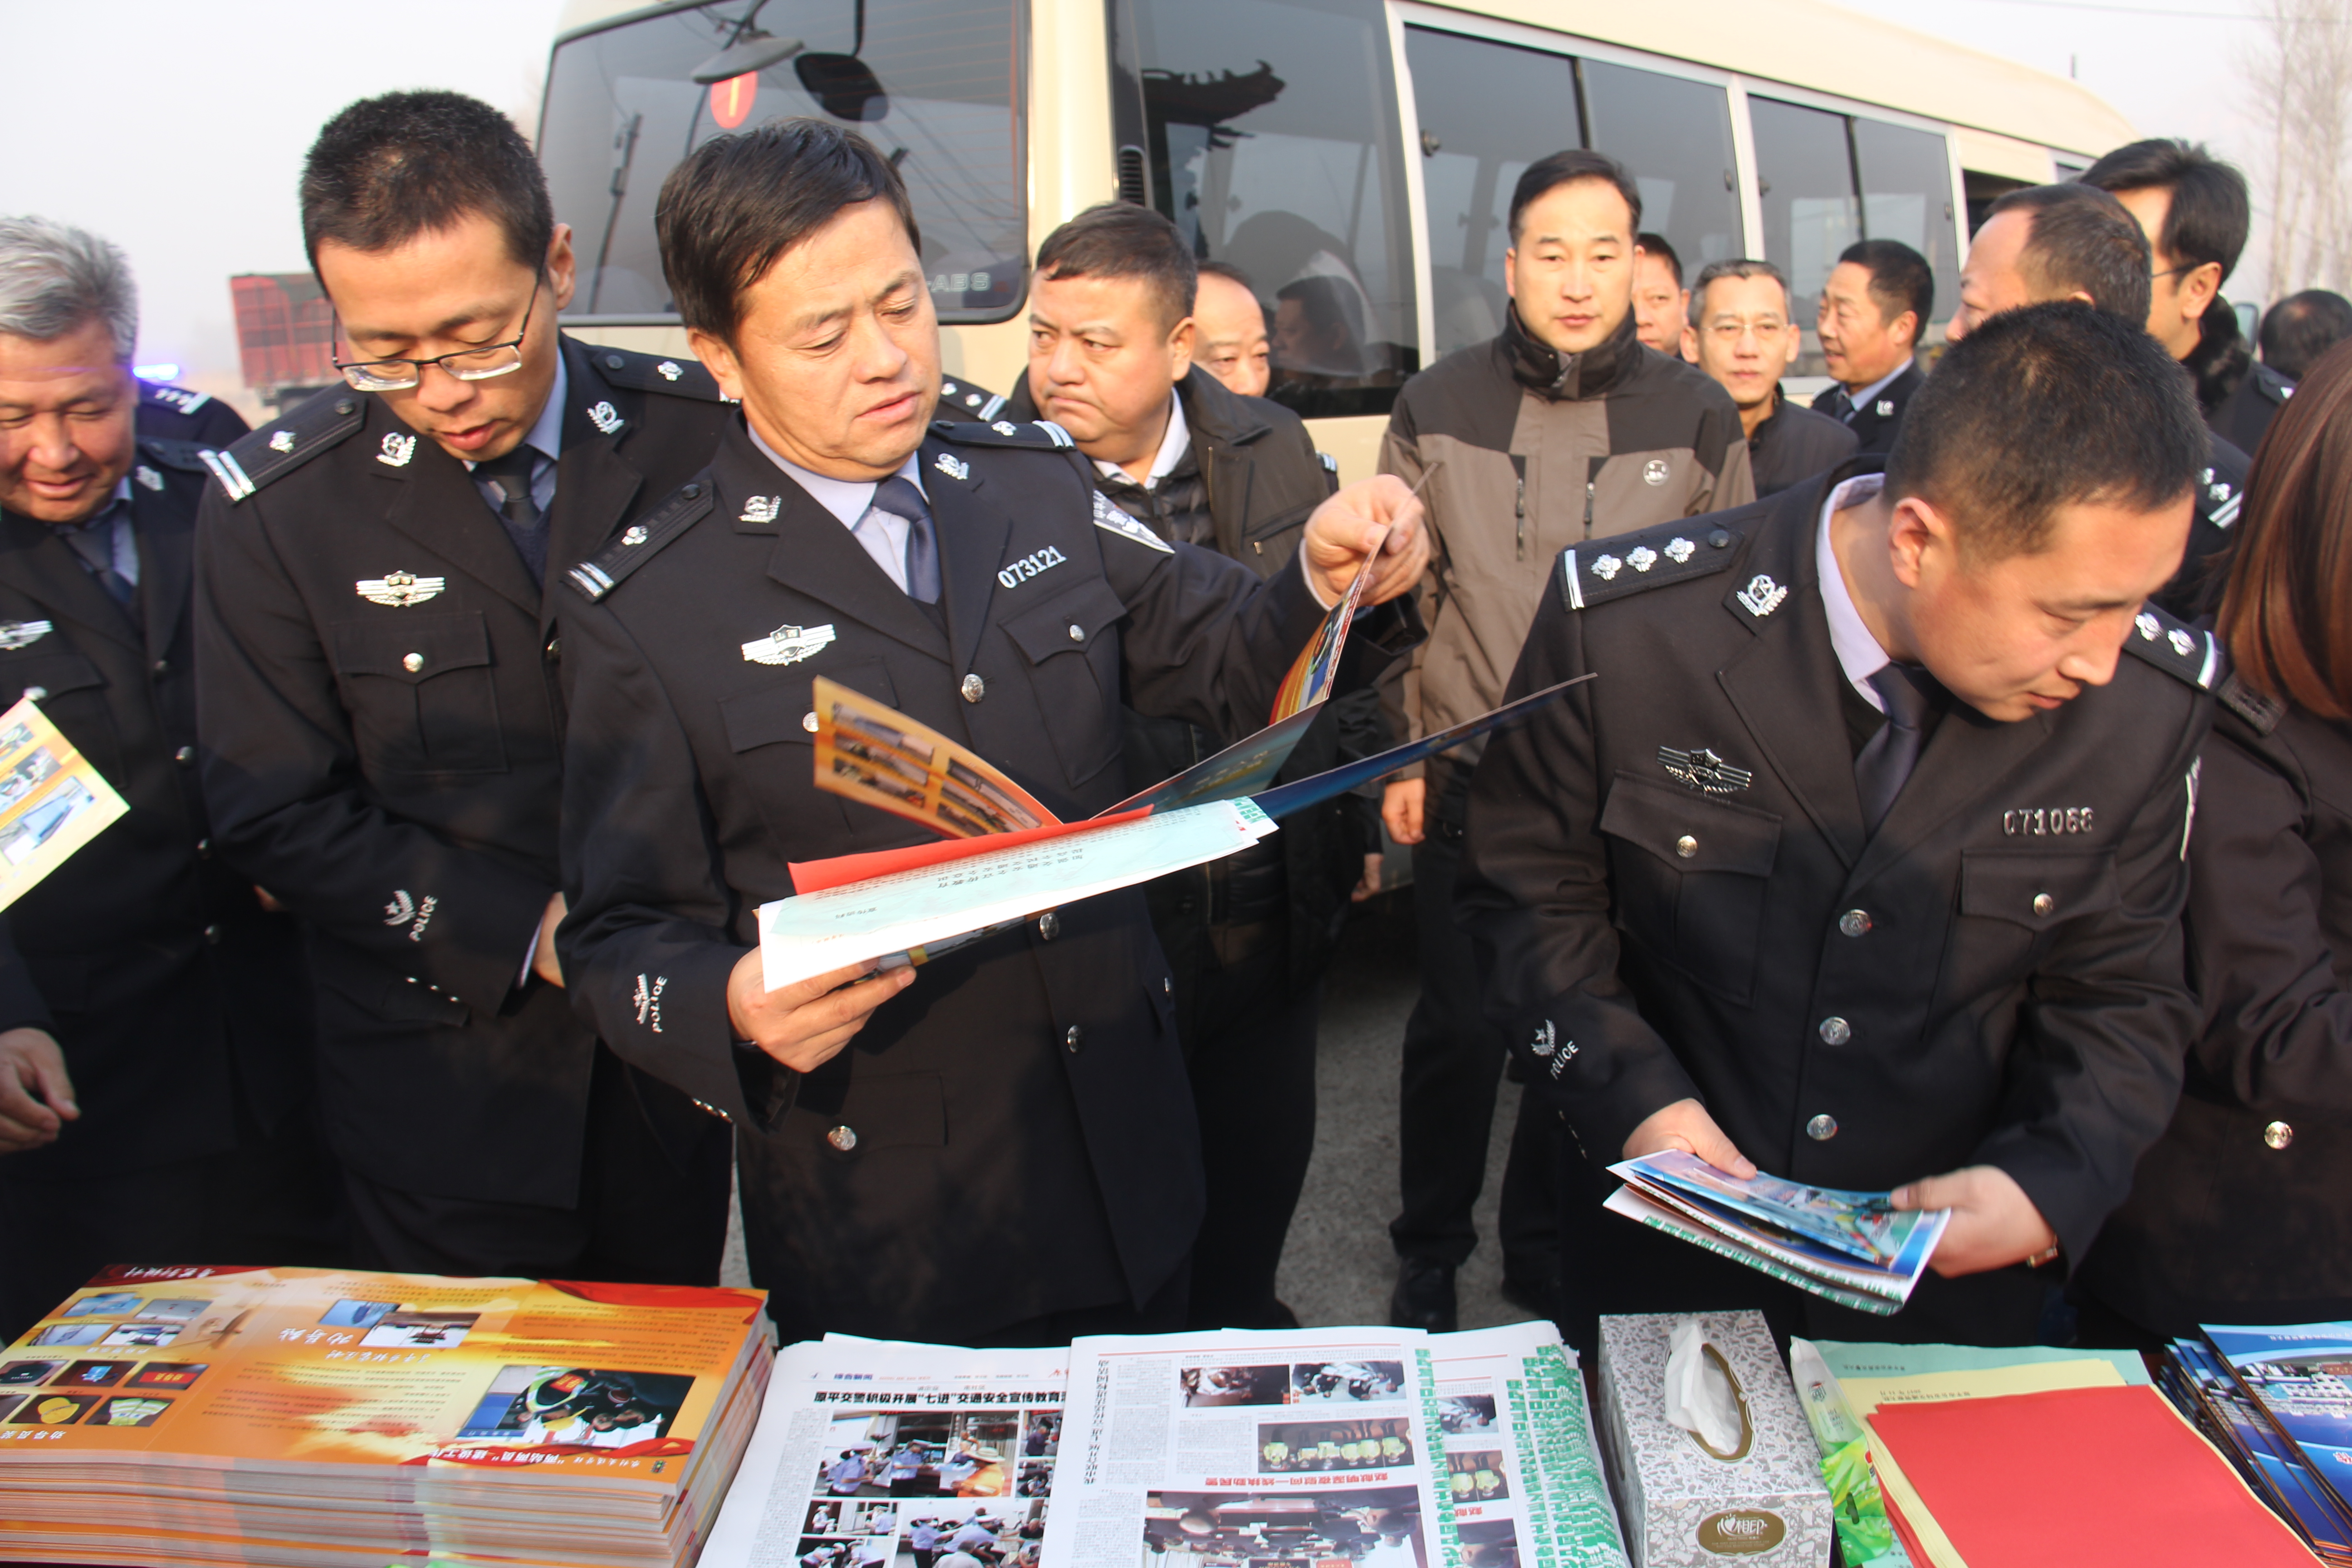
[699, 1338, 1067, 1568]
[1043, 1329, 1441, 1568]
[1430, 1323, 1629, 1567]
[0, 694, 127, 910]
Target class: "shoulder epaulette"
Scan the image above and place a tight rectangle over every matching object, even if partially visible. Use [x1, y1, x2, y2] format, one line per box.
[1558, 521, 1743, 612]
[2122, 601, 2220, 691]
[937, 375, 1008, 421]
[141, 383, 214, 418]
[2215, 671, 2284, 734]
[135, 436, 214, 474]
[929, 417, 1076, 451]
[584, 346, 725, 402]
[565, 476, 716, 602]
[202, 390, 366, 503]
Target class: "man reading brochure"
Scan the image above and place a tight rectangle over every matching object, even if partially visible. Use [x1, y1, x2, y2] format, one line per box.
[554, 120, 1425, 1345]
[1457, 304, 2215, 1346]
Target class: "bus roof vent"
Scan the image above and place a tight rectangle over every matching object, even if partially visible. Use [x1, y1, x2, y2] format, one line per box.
[1116, 145, 1150, 207]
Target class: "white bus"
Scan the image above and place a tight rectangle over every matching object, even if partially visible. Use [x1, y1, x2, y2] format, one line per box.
[539, 0, 2134, 478]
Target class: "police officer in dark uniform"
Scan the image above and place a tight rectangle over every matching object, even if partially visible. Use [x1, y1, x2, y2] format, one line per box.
[138, 381, 250, 449]
[1812, 240, 1932, 458]
[193, 92, 737, 1281]
[553, 119, 1426, 1345]
[1458, 304, 2215, 1348]
[0, 216, 334, 1339]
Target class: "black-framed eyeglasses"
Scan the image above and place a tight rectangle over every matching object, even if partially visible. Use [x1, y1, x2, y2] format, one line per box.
[332, 275, 543, 392]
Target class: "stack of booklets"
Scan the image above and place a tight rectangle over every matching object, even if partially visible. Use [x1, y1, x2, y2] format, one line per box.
[1604, 1151, 1950, 1312]
[2157, 1322, 2352, 1564]
[1796, 1338, 2318, 1568]
[0, 1266, 772, 1568]
[698, 1320, 1631, 1568]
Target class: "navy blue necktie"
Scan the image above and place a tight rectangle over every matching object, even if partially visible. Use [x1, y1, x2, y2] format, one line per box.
[57, 510, 135, 609]
[475, 446, 549, 586]
[1823, 387, 1857, 425]
[870, 475, 941, 603]
[1856, 664, 1934, 831]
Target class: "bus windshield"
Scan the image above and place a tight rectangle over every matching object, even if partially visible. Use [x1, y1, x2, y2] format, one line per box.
[541, 0, 1024, 324]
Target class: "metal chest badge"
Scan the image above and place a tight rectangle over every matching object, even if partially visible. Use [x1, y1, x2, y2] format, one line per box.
[742, 623, 838, 666]
[357, 571, 448, 608]
[587, 401, 624, 436]
[377, 432, 416, 467]
[0, 621, 53, 651]
[1659, 745, 1753, 795]
[1735, 574, 1788, 617]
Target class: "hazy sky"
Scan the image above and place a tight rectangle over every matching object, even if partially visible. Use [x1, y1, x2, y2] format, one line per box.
[0, 0, 2275, 414]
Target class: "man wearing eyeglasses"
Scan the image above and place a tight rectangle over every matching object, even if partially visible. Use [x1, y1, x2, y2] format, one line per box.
[191, 91, 740, 1282]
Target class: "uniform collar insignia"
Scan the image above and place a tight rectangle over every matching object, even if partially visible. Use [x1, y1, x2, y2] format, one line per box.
[357, 571, 446, 608]
[935, 452, 970, 481]
[656, 360, 682, 381]
[1735, 573, 1787, 617]
[587, 400, 624, 436]
[1875, 398, 1896, 416]
[377, 432, 417, 467]
[0, 621, 53, 651]
[268, 430, 296, 453]
[742, 622, 837, 666]
[134, 465, 163, 492]
[1659, 745, 1753, 795]
[740, 495, 782, 524]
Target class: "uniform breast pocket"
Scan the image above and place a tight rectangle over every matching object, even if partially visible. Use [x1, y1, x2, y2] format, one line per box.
[2, 650, 122, 785]
[1597, 772, 1784, 1003]
[720, 662, 897, 849]
[329, 612, 506, 776]
[1003, 577, 1127, 787]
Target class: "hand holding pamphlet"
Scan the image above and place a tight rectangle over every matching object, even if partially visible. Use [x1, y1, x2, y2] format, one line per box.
[1606, 1152, 1950, 1313]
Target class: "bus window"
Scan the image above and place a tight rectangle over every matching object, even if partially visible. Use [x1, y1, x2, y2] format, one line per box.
[539, 0, 1023, 323]
[1851, 116, 1960, 329]
[1135, 0, 1418, 418]
[1579, 59, 1743, 288]
[1750, 95, 1859, 336]
[1402, 27, 1574, 358]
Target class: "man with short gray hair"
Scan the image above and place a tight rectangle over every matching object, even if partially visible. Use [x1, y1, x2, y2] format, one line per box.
[0, 216, 337, 1338]
[1682, 259, 1857, 496]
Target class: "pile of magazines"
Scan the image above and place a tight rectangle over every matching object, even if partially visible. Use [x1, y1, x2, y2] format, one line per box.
[0, 1266, 771, 1568]
[1605, 1151, 1950, 1312]
[2158, 1322, 2352, 1564]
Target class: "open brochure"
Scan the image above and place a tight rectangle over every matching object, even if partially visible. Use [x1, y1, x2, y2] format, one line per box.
[0, 694, 127, 910]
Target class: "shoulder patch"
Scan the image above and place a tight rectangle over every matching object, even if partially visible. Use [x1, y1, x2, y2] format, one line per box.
[1558, 521, 1743, 612]
[1091, 489, 1174, 555]
[203, 390, 366, 502]
[2215, 671, 2285, 735]
[565, 477, 717, 602]
[936, 375, 1008, 421]
[930, 418, 1077, 451]
[141, 383, 211, 417]
[2122, 601, 2220, 691]
[136, 436, 215, 474]
[585, 346, 725, 402]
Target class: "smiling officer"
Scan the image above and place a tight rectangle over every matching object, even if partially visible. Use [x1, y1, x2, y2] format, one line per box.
[554, 119, 1427, 1345]
[1460, 303, 2217, 1346]
[193, 91, 737, 1281]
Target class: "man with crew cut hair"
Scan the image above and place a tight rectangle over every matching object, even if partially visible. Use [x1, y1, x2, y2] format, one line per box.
[1460, 303, 2217, 1346]
[194, 90, 737, 1281]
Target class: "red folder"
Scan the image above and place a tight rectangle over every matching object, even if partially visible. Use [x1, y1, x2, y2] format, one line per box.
[1868, 1383, 2318, 1567]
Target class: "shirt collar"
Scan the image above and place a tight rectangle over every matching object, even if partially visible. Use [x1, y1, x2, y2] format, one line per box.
[1816, 472, 1894, 711]
[1094, 391, 1190, 489]
[463, 354, 567, 472]
[745, 421, 928, 530]
[1843, 357, 1913, 411]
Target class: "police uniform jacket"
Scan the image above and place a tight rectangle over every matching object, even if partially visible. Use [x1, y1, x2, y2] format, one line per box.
[191, 337, 732, 1209]
[2078, 690, 2352, 1334]
[1454, 468, 2214, 1266]
[1813, 360, 1923, 458]
[139, 382, 250, 450]
[0, 437, 311, 1179]
[554, 413, 1417, 1339]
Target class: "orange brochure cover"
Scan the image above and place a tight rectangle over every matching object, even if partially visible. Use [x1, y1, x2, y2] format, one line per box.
[811, 676, 1060, 841]
[789, 808, 1152, 894]
[1867, 1383, 2320, 1568]
[0, 1265, 764, 1479]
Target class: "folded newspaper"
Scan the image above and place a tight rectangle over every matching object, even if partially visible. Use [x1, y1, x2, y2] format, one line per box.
[1606, 1152, 1950, 1313]
[699, 1322, 1629, 1568]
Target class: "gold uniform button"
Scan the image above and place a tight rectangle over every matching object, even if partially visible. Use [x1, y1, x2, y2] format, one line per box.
[803, 710, 819, 734]
[1064, 1025, 1083, 1054]
[1839, 909, 1871, 937]
[1818, 1016, 1852, 1046]
[961, 673, 985, 703]
[1068, 623, 1085, 642]
[2264, 1120, 2295, 1150]
[1806, 1113, 1838, 1141]
[826, 1125, 858, 1152]
[1038, 911, 1060, 941]
[1674, 834, 1698, 858]
[2032, 892, 2056, 917]
[402, 652, 424, 673]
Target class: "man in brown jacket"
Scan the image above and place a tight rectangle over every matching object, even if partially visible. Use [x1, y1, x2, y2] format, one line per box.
[1380, 149, 1753, 1331]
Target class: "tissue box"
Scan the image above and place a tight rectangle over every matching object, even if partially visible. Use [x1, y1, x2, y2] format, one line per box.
[1595, 1312, 1833, 1568]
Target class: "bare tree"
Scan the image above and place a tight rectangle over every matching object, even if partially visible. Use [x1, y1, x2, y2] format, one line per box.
[2246, 0, 2352, 297]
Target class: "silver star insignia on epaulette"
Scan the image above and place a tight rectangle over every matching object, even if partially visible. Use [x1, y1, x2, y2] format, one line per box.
[356, 570, 446, 608]
[657, 360, 681, 381]
[377, 432, 416, 467]
[1591, 554, 1623, 581]
[1659, 745, 1754, 795]
[1627, 545, 1658, 573]
[1736, 573, 1788, 617]
[135, 465, 163, 492]
[621, 525, 649, 547]
[2135, 612, 2161, 641]
[0, 621, 53, 651]
[587, 401, 624, 435]
[935, 453, 970, 481]
[268, 430, 295, 454]
[1665, 536, 1695, 564]
[2168, 628, 2195, 657]
[740, 495, 781, 524]
[990, 420, 1018, 436]
[741, 622, 837, 666]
